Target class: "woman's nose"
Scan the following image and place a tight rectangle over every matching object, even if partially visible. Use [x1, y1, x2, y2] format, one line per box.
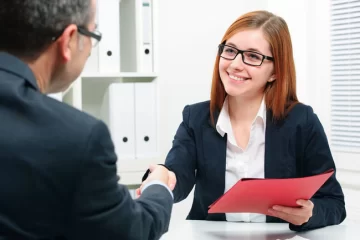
[229, 53, 246, 71]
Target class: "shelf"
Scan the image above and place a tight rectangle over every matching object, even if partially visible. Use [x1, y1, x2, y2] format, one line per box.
[81, 72, 158, 79]
[60, 0, 162, 179]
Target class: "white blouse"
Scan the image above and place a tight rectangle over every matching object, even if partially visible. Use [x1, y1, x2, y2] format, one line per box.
[216, 97, 266, 222]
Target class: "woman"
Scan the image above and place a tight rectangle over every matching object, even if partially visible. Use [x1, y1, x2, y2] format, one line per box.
[141, 10, 346, 231]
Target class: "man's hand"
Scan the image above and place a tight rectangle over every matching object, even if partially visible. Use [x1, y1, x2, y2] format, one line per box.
[135, 164, 177, 197]
[268, 199, 314, 225]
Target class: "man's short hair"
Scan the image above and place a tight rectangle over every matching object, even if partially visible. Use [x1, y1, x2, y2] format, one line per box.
[0, 0, 92, 60]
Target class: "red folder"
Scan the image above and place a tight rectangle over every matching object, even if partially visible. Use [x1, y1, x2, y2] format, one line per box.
[208, 169, 334, 214]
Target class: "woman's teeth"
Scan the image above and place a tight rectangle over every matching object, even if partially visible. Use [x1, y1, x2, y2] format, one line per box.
[229, 75, 248, 81]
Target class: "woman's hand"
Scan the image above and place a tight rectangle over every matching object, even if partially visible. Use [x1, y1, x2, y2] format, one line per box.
[268, 199, 314, 225]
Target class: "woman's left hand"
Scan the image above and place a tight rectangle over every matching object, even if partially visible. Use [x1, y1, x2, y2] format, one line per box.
[268, 199, 314, 225]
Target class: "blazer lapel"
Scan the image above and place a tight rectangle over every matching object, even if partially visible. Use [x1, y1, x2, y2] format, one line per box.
[264, 111, 287, 178]
[265, 111, 289, 223]
[202, 122, 227, 220]
[202, 123, 226, 196]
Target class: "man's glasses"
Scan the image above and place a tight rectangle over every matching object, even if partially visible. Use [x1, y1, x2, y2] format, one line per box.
[51, 26, 102, 48]
[77, 26, 102, 47]
[218, 44, 274, 66]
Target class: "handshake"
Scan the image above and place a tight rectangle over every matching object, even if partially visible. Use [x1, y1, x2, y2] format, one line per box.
[136, 164, 177, 197]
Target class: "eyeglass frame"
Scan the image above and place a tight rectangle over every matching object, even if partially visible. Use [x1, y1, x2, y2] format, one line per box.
[51, 25, 102, 47]
[77, 26, 102, 47]
[218, 43, 274, 66]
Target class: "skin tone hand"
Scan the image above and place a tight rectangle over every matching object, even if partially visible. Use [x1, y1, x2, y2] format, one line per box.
[135, 164, 177, 198]
[268, 199, 314, 226]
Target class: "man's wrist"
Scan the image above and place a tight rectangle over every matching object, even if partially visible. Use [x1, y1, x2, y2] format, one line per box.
[141, 180, 174, 199]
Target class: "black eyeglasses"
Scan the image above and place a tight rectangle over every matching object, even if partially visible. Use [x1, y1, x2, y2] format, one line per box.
[51, 26, 102, 48]
[218, 44, 274, 66]
[77, 26, 102, 47]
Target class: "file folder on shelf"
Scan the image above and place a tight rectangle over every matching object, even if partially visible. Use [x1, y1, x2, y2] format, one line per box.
[134, 82, 157, 159]
[208, 169, 334, 215]
[97, 0, 121, 73]
[83, 45, 99, 73]
[120, 0, 137, 72]
[101, 83, 136, 160]
[83, 0, 100, 73]
[119, 0, 154, 72]
[139, 0, 153, 72]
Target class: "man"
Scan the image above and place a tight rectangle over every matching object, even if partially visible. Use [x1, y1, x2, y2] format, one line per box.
[0, 0, 175, 239]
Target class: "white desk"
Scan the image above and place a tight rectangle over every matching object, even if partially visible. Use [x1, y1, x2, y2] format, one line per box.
[161, 220, 357, 240]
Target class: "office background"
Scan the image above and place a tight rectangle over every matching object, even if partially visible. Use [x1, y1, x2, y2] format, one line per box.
[51, 0, 360, 224]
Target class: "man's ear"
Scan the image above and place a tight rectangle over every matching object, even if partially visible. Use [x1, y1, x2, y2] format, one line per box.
[57, 24, 78, 63]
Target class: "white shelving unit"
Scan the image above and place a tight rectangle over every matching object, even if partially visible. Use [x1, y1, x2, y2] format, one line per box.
[55, 0, 161, 186]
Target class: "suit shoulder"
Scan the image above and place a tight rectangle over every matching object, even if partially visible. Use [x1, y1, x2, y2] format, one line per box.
[43, 96, 104, 138]
[289, 102, 313, 113]
[286, 102, 317, 126]
[182, 100, 210, 124]
[186, 100, 210, 115]
[187, 100, 210, 110]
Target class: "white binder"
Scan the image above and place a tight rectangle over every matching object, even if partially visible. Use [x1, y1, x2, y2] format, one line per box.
[134, 82, 157, 159]
[83, 1, 99, 74]
[83, 45, 99, 73]
[98, 0, 121, 73]
[101, 83, 136, 160]
[139, 0, 154, 72]
[119, 0, 137, 72]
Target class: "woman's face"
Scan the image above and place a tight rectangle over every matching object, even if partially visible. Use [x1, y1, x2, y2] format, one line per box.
[219, 29, 276, 100]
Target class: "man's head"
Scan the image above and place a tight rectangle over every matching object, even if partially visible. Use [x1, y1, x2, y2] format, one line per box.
[0, 0, 99, 93]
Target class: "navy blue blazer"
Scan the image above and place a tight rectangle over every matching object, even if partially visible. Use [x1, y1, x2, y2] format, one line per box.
[164, 100, 346, 231]
[0, 52, 173, 239]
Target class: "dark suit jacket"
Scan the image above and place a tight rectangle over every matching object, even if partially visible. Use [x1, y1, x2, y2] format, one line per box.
[0, 52, 173, 240]
[164, 100, 346, 231]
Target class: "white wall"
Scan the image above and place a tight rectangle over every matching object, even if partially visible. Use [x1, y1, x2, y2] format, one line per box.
[267, 0, 310, 106]
[156, 0, 360, 223]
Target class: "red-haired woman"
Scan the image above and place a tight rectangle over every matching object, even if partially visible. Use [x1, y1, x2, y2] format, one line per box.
[142, 10, 346, 231]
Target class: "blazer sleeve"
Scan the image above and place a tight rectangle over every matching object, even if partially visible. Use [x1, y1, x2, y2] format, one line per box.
[289, 107, 346, 231]
[164, 105, 197, 203]
[67, 121, 173, 240]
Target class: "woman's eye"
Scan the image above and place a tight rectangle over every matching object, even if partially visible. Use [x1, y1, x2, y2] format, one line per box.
[225, 48, 235, 53]
[249, 53, 261, 60]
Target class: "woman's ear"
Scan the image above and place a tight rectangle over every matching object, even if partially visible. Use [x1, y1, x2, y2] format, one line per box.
[268, 74, 276, 83]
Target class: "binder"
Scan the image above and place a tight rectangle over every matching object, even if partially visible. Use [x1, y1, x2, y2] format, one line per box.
[97, 0, 121, 73]
[134, 82, 157, 159]
[83, 44, 99, 73]
[208, 169, 334, 215]
[119, 0, 137, 72]
[101, 83, 136, 160]
[83, 1, 99, 73]
[139, 0, 153, 72]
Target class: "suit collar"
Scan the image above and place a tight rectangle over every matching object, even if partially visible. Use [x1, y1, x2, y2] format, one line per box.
[209, 98, 277, 129]
[209, 105, 283, 131]
[208, 107, 220, 129]
[216, 97, 267, 137]
[0, 52, 39, 90]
